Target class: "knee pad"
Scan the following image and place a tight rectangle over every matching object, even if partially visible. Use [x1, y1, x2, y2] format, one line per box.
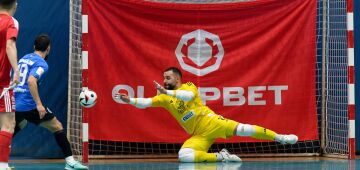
[236, 124, 255, 136]
[178, 148, 195, 162]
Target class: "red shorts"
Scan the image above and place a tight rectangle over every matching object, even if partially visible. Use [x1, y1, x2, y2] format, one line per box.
[0, 88, 15, 113]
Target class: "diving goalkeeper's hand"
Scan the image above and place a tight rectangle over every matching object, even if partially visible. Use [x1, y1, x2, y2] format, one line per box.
[115, 93, 130, 103]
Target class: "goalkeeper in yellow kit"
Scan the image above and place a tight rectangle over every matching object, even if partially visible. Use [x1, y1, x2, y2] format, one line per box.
[117, 67, 298, 163]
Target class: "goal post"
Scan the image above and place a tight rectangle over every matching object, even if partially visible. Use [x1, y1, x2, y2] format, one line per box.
[68, 0, 355, 162]
[68, 0, 84, 162]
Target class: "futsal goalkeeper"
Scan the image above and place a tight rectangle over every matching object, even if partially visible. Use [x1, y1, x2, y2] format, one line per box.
[117, 67, 298, 163]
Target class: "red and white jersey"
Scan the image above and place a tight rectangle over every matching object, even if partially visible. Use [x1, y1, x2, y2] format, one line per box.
[0, 14, 19, 87]
[0, 14, 18, 112]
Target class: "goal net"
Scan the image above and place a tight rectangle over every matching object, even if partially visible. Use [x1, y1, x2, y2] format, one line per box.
[68, 0, 354, 162]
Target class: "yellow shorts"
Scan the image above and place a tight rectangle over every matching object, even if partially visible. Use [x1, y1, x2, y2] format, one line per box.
[181, 113, 238, 152]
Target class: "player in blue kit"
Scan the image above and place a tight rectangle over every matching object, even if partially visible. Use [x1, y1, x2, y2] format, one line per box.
[13, 34, 88, 170]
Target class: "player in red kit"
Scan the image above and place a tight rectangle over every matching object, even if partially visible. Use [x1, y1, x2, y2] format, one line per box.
[0, 0, 19, 169]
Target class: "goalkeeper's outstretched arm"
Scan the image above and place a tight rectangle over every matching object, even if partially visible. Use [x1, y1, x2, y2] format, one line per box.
[116, 93, 152, 109]
[116, 80, 195, 108]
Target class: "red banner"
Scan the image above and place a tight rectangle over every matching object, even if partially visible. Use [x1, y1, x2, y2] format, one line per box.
[86, 0, 317, 143]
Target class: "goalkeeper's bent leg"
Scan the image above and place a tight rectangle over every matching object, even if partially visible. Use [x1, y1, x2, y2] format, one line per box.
[235, 123, 298, 144]
[236, 123, 278, 141]
[195, 151, 218, 162]
[178, 148, 220, 162]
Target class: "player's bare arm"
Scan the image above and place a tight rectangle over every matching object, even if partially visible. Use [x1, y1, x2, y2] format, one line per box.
[28, 75, 46, 118]
[6, 38, 19, 84]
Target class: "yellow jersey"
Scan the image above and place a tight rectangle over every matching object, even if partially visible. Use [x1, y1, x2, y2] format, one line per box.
[151, 82, 214, 134]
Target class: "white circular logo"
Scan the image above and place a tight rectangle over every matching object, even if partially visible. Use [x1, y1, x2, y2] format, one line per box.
[175, 29, 224, 76]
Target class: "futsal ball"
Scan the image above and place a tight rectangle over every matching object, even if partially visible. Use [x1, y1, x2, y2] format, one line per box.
[79, 89, 97, 108]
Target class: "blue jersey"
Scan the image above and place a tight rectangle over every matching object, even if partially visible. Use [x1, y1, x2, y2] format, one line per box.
[14, 53, 48, 111]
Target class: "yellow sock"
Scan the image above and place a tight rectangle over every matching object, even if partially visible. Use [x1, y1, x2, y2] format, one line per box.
[251, 125, 277, 141]
[194, 151, 217, 162]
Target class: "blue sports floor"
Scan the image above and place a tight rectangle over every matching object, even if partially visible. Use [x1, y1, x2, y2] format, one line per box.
[7, 158, 359, 170]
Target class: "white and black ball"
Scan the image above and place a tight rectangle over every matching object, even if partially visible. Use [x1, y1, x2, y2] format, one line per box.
[79, 89, 97, 108]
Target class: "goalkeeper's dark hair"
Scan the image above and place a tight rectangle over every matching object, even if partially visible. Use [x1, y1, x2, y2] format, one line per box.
[34, 34, 51, 52]
[0, 0, 16, 10]
[164, 67, 182, 78]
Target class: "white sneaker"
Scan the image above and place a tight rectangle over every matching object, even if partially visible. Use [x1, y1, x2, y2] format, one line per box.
[219, 149, 241, 162]
[277, 134, 298, 144]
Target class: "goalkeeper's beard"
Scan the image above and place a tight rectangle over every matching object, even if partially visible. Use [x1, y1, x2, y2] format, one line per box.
[164, 83, 175, 90]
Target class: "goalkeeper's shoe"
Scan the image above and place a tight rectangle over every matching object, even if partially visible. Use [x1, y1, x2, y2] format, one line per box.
[65, 161, 88, 170]
[277, 134, 298, 144]
[219, 149, 242, 162]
